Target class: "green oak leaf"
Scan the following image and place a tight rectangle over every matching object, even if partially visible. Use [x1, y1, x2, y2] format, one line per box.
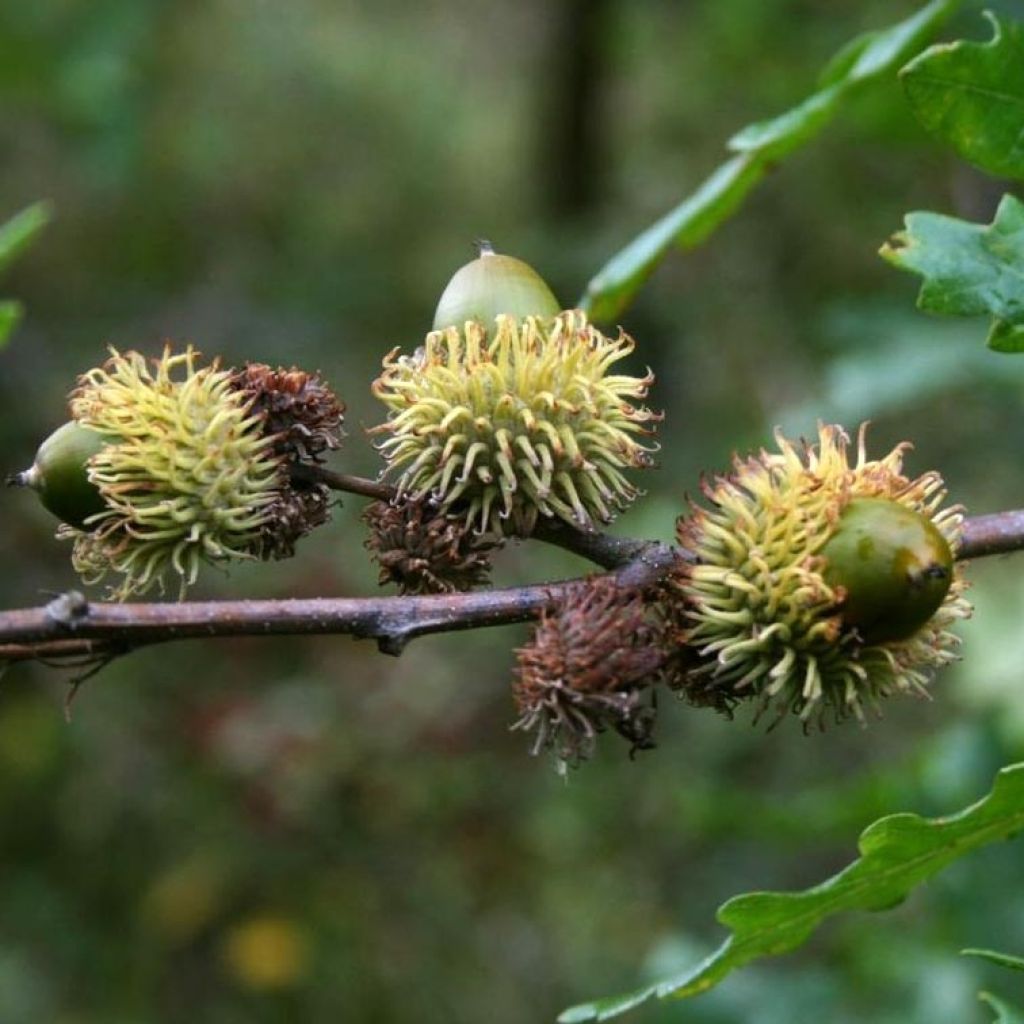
[901, 12, 1024, 181]
[964, 949, 1024, 973]
[980, 992, 1024, 1024]
[880, 193, 1024, 352]
[560, 763, 1024, 1023]
[579, 0, 960, 323]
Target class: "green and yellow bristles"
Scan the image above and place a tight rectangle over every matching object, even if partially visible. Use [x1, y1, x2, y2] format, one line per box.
[28, 346, 344, 599]
[672, 424, 971, 726]
[370, 310, 660, 536]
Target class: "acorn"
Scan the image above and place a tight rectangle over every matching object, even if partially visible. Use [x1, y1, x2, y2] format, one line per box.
[821, 496, 953, 644]
[9, 420, 108, 528]
[432, 241, 560, 331]
[12, 346, 345, 600]
[373, 247, 660, 536]
[672, 424, 971, 725]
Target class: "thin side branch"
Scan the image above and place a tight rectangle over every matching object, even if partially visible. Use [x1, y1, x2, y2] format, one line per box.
[959, 510, 1024, 560]
[292, 464, 395, 503]
[301, 465, 656, 570]
[304, 465, 1016, 568]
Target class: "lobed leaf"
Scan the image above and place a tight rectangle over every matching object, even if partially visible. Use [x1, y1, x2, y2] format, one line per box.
[560, 762, 1024, 1023]
[880, 193, 1024, 352]
[901, 12, 1024, 181]
[578, 0, 960, 323]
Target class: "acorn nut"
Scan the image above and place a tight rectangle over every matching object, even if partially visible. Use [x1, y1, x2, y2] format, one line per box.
[432, 241, 560, 331]
[821, 496, 953, 644]
[673, 424, 971, 724]
[11, 420, 108, 528]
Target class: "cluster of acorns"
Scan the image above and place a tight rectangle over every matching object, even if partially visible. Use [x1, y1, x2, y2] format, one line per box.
[9, 245, 971, 764]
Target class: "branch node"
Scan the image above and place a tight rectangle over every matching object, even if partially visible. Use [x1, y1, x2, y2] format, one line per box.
[45, 591, 90, 630]
[377, 634, 408, 657]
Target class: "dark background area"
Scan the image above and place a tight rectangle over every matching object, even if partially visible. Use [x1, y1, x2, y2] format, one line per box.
[1, 1, 1023, 1021]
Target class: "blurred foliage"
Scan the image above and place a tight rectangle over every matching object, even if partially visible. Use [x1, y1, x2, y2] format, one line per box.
[979, 992, 1024, 1023]
[965, 950, 1024, 973]
[580, 0, 959, 322]
[2, 2, 1024, 1023]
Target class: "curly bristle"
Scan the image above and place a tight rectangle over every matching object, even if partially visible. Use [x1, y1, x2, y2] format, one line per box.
[65, 346, 283, 598]
[61, 347, 341, 598]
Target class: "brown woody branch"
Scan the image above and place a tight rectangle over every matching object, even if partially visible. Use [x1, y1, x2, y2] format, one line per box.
[1, 490, 1021, 675]
[0, 542, 678, 667]
[958, 509, 1024, 559]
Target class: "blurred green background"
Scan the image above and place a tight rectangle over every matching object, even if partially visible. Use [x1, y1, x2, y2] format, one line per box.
[2, 1, 1024, 1021]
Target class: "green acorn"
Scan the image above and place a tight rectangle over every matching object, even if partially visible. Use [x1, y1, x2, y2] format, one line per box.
[10, 420, 108, 528]
[12, 346, 344, 599]
[673, 424, 971, 725]
[432, 241, 560, 331]
[373, 248, 660, 536]
[821, 496, 953, 644]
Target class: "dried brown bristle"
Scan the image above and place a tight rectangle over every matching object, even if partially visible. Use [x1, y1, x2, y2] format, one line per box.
[363, 496, 501, 595]
[511, 578, 668, 766]
[232, 364, 345, 464]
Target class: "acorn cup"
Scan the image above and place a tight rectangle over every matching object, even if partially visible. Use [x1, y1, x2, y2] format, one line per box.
[671, 424, 971, 727]
[363, 494, 501, 595]
[372, 244, 661, 537]
[10, 346, 345, 600]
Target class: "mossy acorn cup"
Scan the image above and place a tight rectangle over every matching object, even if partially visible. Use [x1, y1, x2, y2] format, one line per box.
[674, 424, 971, 725]
[11, 420, 108, 528]
[821, 496, 953, 644]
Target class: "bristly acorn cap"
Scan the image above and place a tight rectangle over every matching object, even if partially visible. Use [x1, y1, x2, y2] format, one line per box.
[672, 423, 971, 727]
[371, 310, 661, 537]
[57, 346, 344, 599]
